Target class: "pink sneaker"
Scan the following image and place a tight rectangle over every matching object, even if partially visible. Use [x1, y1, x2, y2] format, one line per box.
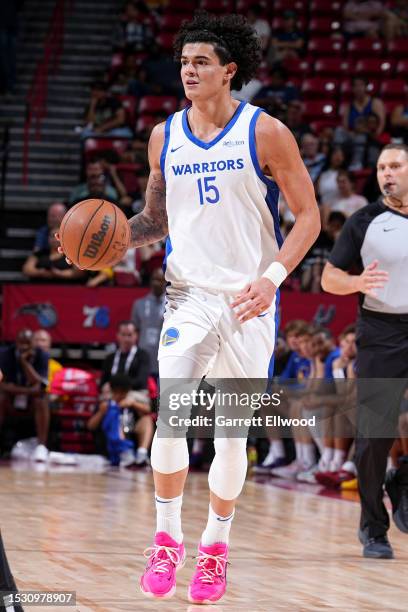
[188, 542, 228, 604]
[140, 532, 186, 599]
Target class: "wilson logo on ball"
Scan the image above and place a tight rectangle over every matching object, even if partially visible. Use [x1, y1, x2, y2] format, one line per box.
[83, 215, 111, 258]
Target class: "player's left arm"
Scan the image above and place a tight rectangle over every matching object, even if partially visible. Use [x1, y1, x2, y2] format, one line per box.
[232, 114, 320, 322]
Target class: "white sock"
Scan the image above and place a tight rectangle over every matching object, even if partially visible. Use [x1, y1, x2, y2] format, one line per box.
[318, 447, 334, 471]
[137, 447, 148, 456]
[271, 439, 285, 459]
[295, 441, 302, 462]
[301, 443, 316, 468]
[201, 504, 235, 546]
[330, 449, 347, 471]
[155, 494, 183, 543]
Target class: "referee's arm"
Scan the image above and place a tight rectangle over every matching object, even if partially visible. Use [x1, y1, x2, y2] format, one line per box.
[321, 214, 388, 298]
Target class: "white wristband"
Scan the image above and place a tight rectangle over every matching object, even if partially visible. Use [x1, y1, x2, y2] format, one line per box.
[262, 261, 288, 288]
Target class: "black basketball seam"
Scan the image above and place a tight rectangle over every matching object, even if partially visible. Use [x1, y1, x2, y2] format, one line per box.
[76, 200, 106, 267]
[88, 201, 118, 269]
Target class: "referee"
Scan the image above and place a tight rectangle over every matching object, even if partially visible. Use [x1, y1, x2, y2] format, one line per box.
[322, 144, 408, 559]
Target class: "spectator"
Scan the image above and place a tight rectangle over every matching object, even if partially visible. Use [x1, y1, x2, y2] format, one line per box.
[109, 56, 150, 98]
[343, 0, 384, 38]
[131, 268, 166, 379]
[22, 227, 87, 284]
[269, 10, 305, 63]
[33, 202, 67, 253]
[391, 84, 408, 144]
[68, 161, 119, 205]
[348, 114, 383, 171]
[317, 147, 346, 207]
[285, 100, 311, 143]
[112, 1, 154, 54]
[246, 5, 271, 52]
[88, 373, 153, 467]
[100, 320, 150, 392]
[0, 0, 22, 96]
[300, 133, 326, 184]
[0, 329, 49, 461]
[384, 0, 408, 40]
[32, 330, 63, 390]
[142, 41, 184, 97]
[252, 66, 299, 111]
[325, 170, 368, 218]
[341, 77, 386, 136]
[78, 80, 133, 140]
[23, 227, 87, 283]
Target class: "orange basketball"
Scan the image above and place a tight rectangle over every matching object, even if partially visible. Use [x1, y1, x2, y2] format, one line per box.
[59, 199, 130, 271]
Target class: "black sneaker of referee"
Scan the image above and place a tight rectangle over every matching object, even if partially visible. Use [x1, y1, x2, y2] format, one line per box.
[385, 464, 408, 534]
[358, 528, 394, 559]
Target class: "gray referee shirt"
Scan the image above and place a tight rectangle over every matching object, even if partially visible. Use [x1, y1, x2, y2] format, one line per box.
[328, 199, 408, 314]
[131, 293, 165, 375]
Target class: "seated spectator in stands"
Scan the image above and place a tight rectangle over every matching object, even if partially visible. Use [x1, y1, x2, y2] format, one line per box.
[32, 329, 62, 390]
[142, 41, 184, 97]
[384, 0, 408, 40]
[268, 10, 305, 64]
[232, 76, 262, 103]
[341, 77, 385, 136]
[100, 320, 150, 393]
[343, 0, 384, 38]
[88, 373, 153, 467]
[300, 133, 326, 185]
[109, 56, 149, 98]
[69, 161, 118, 205]
[131, 268, 166, 379]
[0, 329, 49, 461]
[78, 80, 133, 140]
[246, 4, 271, 52]
[348, 114, 383, 170]
[284, 100, 311, 144]
[33, 202, 67, 253]
[322, 170, 368, 222]
[112, 248, 142, 286]
[391, 84, 408, 144]
[317, 147, 346, 207]
[252, 66, 299, 111]
[22, 227, 87, 284]
[112, 1, 154, 54]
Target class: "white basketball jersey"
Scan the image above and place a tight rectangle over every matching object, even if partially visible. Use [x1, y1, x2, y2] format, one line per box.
[161, 101, 282, 292]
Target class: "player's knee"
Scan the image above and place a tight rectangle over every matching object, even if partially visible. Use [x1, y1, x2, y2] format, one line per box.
[150, 432, 189, 474]
[213, 437, 247, 466]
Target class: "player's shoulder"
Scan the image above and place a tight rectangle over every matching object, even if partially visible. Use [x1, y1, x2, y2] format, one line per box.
[253, 108, 289, 139]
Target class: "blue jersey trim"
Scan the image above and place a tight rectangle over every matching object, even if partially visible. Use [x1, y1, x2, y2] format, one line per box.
[267, 289, 281, 381]
[160, 114, 174, 179]
[182, 101, 246, 150]
[163, 236, 173, 272]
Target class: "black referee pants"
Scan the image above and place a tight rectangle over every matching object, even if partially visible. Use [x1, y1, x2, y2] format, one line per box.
[355, 310, 408, 538]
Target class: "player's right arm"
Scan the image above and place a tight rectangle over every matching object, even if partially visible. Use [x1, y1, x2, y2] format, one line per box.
[128, 122, 168, 248]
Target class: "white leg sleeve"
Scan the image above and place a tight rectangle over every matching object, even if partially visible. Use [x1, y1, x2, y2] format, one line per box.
[150, 431, 189, 474]
[208, 438, 248, 500]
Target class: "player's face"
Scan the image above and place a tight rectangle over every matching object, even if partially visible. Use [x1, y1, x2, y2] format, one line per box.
[377, 149, 408, 199]
[180, 43, 236, 101]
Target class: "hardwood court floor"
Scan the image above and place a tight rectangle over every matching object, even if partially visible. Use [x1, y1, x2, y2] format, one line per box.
[1, 461, 407, 612]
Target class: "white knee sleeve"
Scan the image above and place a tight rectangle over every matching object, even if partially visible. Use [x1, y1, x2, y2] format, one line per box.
[150, 431, 189, 474]
[208, 438, 248, 500]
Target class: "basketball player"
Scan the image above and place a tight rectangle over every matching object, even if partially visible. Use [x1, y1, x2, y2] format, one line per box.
[322, 144, 408, 559]
[61, 12, 320, 603]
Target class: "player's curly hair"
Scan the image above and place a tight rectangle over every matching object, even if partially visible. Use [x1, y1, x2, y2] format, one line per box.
[173, 11, 262, 91]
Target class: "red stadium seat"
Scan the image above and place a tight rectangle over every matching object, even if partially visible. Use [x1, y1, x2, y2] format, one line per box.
[83, 138, 130, 164]
[200, 0, 234, 13]
[308, 18, 341, 35]
[351, 169, 372, 195]
[347, 38, 384, 58]
[116, 163, 144, 193]
[168, 0, 198, 12]
[353, 59, 394, 78]
[380, 80, 406, 102]
[117, 95, 137, 127]
[139, 95, 178, 116]
[110, 52, 124, 70]
[383, 100, 399, 116]
[273, 0, 308, 15]
[308, 37, 343, 57]
[309, 0, 341, 16]
[283, 56, 311, 77]
[339, 79, 379, 102]
[388, 39, 408, 60]
[314, 58, 350, 77]
[136, 114, 158, 133]
[309, 119, 340, 133]
[302, 100, 338, 122]
[396, 60, 408, 77]
[157, 32, 174, 51]
[271, 16, 307, 31]
[301, 77, 339, 100]
[161, 14, 190, 31]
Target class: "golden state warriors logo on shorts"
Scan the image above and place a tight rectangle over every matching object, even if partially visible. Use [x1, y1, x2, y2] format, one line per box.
[162, 327, 179, 347]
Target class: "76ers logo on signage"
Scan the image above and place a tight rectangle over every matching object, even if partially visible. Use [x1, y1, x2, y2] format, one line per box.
[83, 306, 110, 328]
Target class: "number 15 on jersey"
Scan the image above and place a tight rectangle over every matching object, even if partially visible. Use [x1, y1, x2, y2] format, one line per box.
[197, 176, 220, 205]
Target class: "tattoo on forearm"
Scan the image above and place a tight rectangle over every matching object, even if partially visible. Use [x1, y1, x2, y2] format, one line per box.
[128, 171, 168, 247]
